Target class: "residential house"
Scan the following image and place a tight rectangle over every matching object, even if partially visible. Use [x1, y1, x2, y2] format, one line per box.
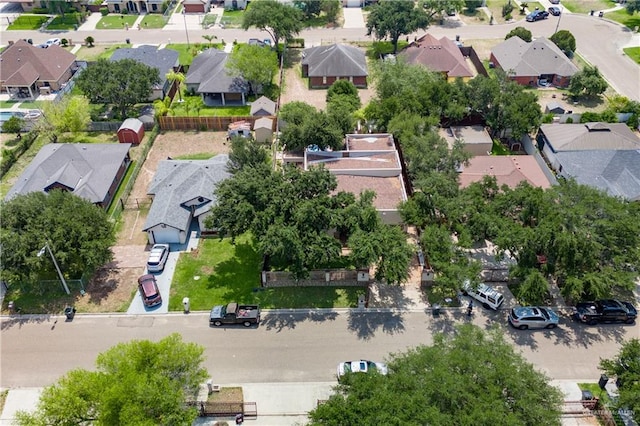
[109, 45, 179, 100]
[304, 134, 408, 224]
[5, 143, 131, 209]
[142, 155, 231, 244]
[106, 0, 165, 13]
[301, 44, 368, 89]
[440, 125, 493, 157]
[183, 0, 211, 13]
[400, 34, 475, 82]
[0, 40, 78, 99]
[186, 49, 248, 106]
[250, 96, 276, 116]
[458, 155, 555, 190]
[490, 36, 578, 87]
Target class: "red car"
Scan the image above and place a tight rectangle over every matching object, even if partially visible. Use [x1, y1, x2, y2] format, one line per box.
[138, 274, 162, 308]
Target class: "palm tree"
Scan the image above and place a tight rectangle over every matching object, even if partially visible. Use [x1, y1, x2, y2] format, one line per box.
[165, 70, 186, 103]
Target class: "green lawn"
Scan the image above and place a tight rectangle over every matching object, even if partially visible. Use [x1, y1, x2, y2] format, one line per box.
[174, 153, 217, 160]
[47, 13, 82, 30]
[0, 101, 20, 109]
[166, 43, 227, 66]
[0, 134, 49, 199]
[169, 96, 251, 116]
[106, 161, 135, 217]
[623, 46, 640, 64]
[221, 9, 244, 28]
[605, 8, 640, 30]
[73, 44, 127, 61]
[6, 15, 49, 30]
[11, 100, 46, 110]
[96, 15, 138, 30]
[561, 0, 613, 14]
[169, 233, 362, 311]
[140, 14, 166, 29]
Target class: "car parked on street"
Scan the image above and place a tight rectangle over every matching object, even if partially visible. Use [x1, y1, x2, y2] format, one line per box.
[573, 299, 637, 325]
[38, 38, 61, 48]
[147, 243, 170, 272]
[462, 280, 504, 310]
[548, 6, 561, 16]
[337, 360, 387, 380]
[137, 274, 162, 308]
[526, 10, 549, 21]
[508, 306, 560, 330]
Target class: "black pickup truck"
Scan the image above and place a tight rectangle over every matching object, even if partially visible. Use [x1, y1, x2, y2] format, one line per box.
[573, 299, 637, 325]
[209, 302, 260, 327]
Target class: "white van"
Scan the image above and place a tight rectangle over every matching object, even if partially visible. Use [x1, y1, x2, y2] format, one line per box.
[462, 281, 504, 310]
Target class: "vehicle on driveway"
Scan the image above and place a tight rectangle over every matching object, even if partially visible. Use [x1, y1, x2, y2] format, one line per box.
[526, 10, 549, 21]
[573, 299, 637, 325]
[337, 360, 387, 380]
[137, 274, 162, 308]
[548, 6, 561, 16]
[147, 243, 170, 272]
[508, 306, 559, 330]
[462, 280, 504, 310]
[209, 302, 260, 327]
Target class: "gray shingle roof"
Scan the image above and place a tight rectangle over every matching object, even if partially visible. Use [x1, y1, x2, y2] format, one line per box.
[556, 150, 640, 201]
[540, 123, 640, 152]
[185, 49, 248, 94]
[142, 155, 231, 232]
[110, 45, 179, 87]
[491, 36, 578, 77]
[250, 96, 276, 116]
[302, 44, 368, 77]
[5, 143, 131, 204]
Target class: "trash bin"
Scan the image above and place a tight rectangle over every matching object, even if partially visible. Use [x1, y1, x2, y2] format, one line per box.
[432, 303, 441, 317]
[125, 38, 130, 44]
[590, 10, 594, 16]
[598, 374, 609, 390]
[64, 306, 76, 320]
[235, 413, 244, 425]
[182, 297, 190, 314]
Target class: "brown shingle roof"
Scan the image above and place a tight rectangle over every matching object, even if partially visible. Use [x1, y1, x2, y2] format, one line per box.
[0, 40, 76, 85]
[458, 155, 553, 189]
[400, 34, 474, 78]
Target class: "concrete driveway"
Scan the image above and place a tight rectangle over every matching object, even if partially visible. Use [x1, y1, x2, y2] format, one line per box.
[126, 250, 180, 315]
[342, 7, 365, 29]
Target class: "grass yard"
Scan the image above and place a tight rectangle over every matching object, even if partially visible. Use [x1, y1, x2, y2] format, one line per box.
[96, 14, 138, 30]
[169, 234, 363, 311]
[561, 0, 614, 14]
[106, 162, 135, 217]
[47, 13, 82, 30]
[221, 9, 244, 28]
[6, 15, 49, 30]
[73, 44, 127, 61]
[56, 131, 120, 144]
[11, 100, 46, 110]
[623, 46, 640, 64]
[166, 43, 227, 66]
[0, 134, 49, 199]
[140, 14, 166, 29]
[484, 0, 514, 24]
[174, 153, 217, 160]
[169, 97, 251, 116]
[605, 8, 640, 30]
[0, 101, 20, 109]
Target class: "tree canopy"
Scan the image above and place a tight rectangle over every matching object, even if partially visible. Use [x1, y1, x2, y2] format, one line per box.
[226, 44, 279, 95]
[366, 0, 430, 54]
[549, 30, 576, 56]
[568, 65, 608, 98]
[505, 26, 532, 42]
[242, 0, 304, 48]
[0, 190, 115, 288]
[75, 58, 160, 118]
[1, 115, 24, 136]
[36, 95, 91, 143]
[16, 334, 208, 426]
[308, 324, 563, 425]
[279, 102, 345, 152]
[600, 339, 640, 424]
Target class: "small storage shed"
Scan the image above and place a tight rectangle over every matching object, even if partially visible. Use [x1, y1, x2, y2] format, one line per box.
[250, 96, 276, 117]
[545, 102, 566, 115]
[253, 117, 274, 143]
[118, 118, 145, 144]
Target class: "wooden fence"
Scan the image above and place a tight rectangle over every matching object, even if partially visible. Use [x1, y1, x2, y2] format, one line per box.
[186, 401, 257, 418]
[261, 269, 370, 288]
[159, 115, 266, 131]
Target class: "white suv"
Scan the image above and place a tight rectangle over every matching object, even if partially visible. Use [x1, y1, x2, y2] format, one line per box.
[147, 244, 170, 272]
[462, 280, 504, 310]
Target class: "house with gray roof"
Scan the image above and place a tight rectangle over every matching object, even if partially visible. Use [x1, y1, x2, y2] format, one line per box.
[250, 96, 276, 116]
[142, 155, 231, 244]
[555, 150, 640, 201]
[5, 143, 131, 209]
[185, 49, 248, 106]
[110, 45, 179, 100]
[301, 44, 368, 89]
[490, 36, 578, 88]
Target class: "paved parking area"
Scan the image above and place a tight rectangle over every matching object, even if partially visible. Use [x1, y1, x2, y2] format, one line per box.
[342, 7, 365, 29]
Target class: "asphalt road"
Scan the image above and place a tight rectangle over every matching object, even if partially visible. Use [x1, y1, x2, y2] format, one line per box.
[4, 13, 638, 101]
[1, 309, 638, 388]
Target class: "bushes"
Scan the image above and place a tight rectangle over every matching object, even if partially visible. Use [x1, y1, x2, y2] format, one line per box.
[0, 132, 39, 178]
[100, 7, 108, 16]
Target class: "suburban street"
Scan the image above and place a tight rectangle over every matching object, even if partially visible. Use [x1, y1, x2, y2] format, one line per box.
[1, 309, 638, 388]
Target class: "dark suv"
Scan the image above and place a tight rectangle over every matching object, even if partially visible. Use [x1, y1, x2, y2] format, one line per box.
[138, 274, 162, 308]
[526, 10, 549, 21]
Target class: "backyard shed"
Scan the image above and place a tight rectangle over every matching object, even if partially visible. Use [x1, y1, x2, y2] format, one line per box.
[118, 118, 145, 144]
[545, 102, 566, 115]
[253, 117, 274, 143]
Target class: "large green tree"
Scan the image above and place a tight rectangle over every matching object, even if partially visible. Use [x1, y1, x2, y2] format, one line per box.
[242, 0, 304, 48]
[75, 58, 160, 118]
[16, 334, 208, 426]
[600, 339, 640, 424]
[226, 44, 278, 95]
[568, 65, 608, 98]
[36, 95, 91, 143]
[309, 324, 564, 425]
[549, 30, 576, 56]
[227, 135, 270, 174]
[366, 0, 430, 54]
[419, 0, 466, 20]
[0, 190, 115, 287]
[505, 26, 532, 42]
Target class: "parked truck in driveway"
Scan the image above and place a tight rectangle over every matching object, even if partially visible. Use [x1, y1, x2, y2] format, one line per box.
[573, 299, 637, 325]
[209, 302, 260, 327]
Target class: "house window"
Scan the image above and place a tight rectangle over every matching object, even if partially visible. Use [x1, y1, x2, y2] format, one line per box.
[322, 76, 327, 84]
[114, 4, 120, 12]
[152, 4, 158, 11]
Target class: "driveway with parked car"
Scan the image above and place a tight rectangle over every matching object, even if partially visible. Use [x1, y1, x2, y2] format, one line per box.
[126, 248, 181, 314]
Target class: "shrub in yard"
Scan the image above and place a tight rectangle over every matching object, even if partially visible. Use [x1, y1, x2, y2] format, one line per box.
[100, 7, 108, 16]
[502, 2, 514, 17]
[542, 113, 554, 123]
[85, 36, 95, 47]
[61, 38, 69, 47]
[565, 117, 573, 123]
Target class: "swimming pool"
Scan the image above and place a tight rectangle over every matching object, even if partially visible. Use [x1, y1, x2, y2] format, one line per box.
[0, 111, 25, 123]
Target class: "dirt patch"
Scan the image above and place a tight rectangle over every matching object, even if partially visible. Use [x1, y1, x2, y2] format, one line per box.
[208, 387, 244, 403]
[74, 267, 143, 313]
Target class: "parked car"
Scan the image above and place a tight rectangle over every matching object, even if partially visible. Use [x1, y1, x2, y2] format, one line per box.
[526, 10, 549, 21]
[548, 6, 561, 16]
[137, 274, 162, 308]
[209, 302, 260, 327]
[508, 306, 559, 330]
[147, 243, 170, 272]
[39, 38, 61, 48]
[573, 299, 637, 325]
[462, 280, 504, 310]
[337, 360, 388, 379]
[549, 0, 560, 4]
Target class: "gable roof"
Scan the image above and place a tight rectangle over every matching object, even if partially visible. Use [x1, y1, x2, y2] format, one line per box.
[119, 118, 144, 132]
[458, 155, 554, 189]
[491, 36, 578, 77]
[143, 155, 231, 232]
[400, 34, 474, 78]
[250, 96, 276, 116]
[556, 150, 640, 201]
[109, 45, 179, 87]
[5, 143, 131, 204]
[301, 44, 368, 77]
[185, 48, 247, 94]
[0, 40, 76, 85]
[254, 117, 273, 130]
[540, 123, 640, 152]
